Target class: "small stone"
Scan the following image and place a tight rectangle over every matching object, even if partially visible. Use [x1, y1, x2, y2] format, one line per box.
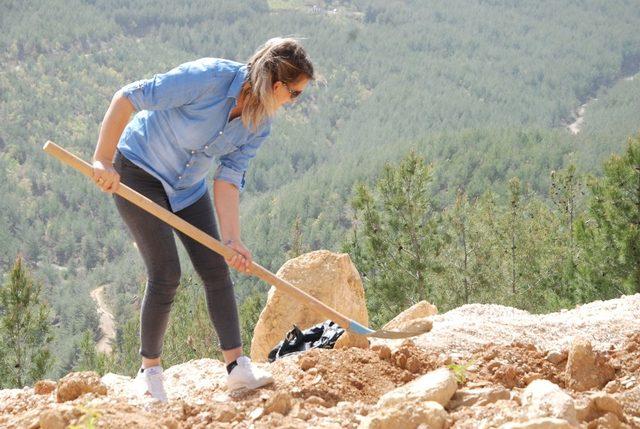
[565, 338, 615, 391]
[545, 351, 567, 365]
[56, 371, 107, 403]
[592, 392, 624, 420]
[39, 410, 66, 429]
[249, 407, 264, 420]
[299, 355, 317, 371]
[406, 356, 421, 373]
[371, 345, 391, 360]
[34, 380, 57, 395]
[500, 417, 574, 429]
[305, 395, 328, 407]
[335, 332, 370, 350]
[264, 392, 293, 416]
[587, 412, 621, 429]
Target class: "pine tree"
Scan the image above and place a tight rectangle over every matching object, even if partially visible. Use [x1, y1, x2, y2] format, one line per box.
[549, 164, 584, 301]
[346, 152, 443, 327]
[0, 256, 54, 388]
[576, 136, 640, 300]
[286, 215, 306, 259]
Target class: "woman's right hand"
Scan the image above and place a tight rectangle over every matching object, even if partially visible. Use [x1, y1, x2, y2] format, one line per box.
[92, 159, 120, 193]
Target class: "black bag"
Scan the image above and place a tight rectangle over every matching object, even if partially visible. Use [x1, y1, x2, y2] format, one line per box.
[267, 320, 345, 362]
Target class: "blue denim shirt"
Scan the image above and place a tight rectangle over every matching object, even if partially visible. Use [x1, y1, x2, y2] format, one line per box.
[117, 58, 271, 212]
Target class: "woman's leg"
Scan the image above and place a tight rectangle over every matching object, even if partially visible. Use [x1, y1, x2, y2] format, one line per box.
[173, 191, 243, 363]
[112, 152, 181, 368]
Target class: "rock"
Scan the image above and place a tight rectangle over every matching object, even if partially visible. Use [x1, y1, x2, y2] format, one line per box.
[39, 410, 66, 429]
[250, 250, 369, 362]
[592, 392, 624, 421]
[447, 385, 511, 410]
[565, 337, 615, 391]
[249, 407, 264, 421]
[545, 350, 567, 365]
[161, 418, 180, 429]
[304, 395, 329, 407]
[383, 301, 438, 331]
[56, 371, 107, 403]
[334, 331, 370, 350]
[587, 412, 621, 429]
[521, 379, 577, 424]
[33, 380, 56, 395]
[618, 384, 640, 417]
[371, 344, 391, 360]
[299, 355, 317, 371]
[264, 392, 292, 415]
[377, 367, 457, 408]
[359, 400, 449, 429]
[499, 418, 574, 429]
[575, 396, 598, 422]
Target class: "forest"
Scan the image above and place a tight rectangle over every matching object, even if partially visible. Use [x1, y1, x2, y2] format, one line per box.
[1, 0, 639, 384]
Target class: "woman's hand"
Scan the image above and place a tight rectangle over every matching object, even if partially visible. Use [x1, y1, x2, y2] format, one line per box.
[224, 238, 253, 274]
[92, 159, 120, 193]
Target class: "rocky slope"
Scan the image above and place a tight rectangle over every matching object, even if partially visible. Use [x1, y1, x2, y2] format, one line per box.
[1, 292, 640, 428]
[0, 251, 640, 429]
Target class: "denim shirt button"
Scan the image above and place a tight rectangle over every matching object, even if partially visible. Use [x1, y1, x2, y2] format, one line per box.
[219, 131, 223, 135]
[204, 145, 209, 149]
[190, 150, 195, 154]
[185, 163, 190, 167]
[177, 175, 182, 180]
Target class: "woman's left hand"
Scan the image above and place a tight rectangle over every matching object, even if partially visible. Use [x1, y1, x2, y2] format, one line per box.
[224, 238, 253, 274]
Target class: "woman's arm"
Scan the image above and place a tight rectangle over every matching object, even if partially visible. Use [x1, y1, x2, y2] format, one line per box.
[213, 179, 253, 273]
[92, 91, 136, 193]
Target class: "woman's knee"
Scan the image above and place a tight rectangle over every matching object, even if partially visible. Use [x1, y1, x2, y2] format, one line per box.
[147, 263, 181, 292]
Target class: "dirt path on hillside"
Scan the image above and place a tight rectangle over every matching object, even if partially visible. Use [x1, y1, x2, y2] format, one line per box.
[90, 285, 115, 355]
[567, 71, 639, 135]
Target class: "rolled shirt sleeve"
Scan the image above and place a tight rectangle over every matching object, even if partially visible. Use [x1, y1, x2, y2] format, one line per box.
[120, 60, 212, 111]
[214, 124, 271, 191]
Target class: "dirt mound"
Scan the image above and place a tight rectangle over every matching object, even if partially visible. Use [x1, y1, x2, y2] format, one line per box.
[468, 342, 567, 389]
[2, 295, 640, 428]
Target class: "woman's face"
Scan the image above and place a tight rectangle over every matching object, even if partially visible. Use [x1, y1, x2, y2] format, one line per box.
[272, 76, 311, 110]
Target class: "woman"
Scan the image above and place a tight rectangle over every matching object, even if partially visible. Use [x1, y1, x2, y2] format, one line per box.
[91, 37, 314, 402]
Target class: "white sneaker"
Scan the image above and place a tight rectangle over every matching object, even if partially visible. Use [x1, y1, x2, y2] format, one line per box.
[134, 365, 168, 403]
[226, 356, 274, 391]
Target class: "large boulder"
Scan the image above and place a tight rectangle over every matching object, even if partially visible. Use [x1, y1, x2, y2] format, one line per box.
[250, 250, 369, 361]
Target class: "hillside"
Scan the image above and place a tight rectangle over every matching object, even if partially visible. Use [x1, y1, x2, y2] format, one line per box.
[1, 294, 639, 428]
[2, 0, 640, 382]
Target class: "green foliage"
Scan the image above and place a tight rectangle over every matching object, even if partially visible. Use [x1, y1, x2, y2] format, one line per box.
[239, 291, 266, 356]
[0, 256, 54, 388]
[111, 276, 222, 376]
[347, 152, 583, 318]
[575, 135, 640, 300]
[73, 330, 115, 376]
[68, 406, 101, 429]
[447, 359, 476, 385]
[346, 152, 442, 326]
[2, 0, 640, 378]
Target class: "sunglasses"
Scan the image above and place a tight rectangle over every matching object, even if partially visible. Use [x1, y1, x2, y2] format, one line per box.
[282, 82, 303, 99]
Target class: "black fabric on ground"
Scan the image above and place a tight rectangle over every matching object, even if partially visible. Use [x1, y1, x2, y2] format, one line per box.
[268, 320, 345, 362]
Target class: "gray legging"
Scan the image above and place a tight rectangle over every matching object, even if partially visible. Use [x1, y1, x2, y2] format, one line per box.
[112, 150, 241, 358]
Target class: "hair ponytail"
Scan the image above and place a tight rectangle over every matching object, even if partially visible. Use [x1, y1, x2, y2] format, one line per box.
[241, 37, 315, 131]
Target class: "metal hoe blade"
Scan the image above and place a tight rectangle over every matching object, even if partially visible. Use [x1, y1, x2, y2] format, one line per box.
[348, 320, 428, 339]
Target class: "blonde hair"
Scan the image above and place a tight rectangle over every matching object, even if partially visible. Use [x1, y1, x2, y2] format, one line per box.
[240, 37, 315, 131]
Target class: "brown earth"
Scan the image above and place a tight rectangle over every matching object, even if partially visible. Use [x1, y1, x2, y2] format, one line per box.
[1, 295, 640, 428]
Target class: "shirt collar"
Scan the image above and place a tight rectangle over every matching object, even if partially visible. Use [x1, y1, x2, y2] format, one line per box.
[226, 64, 248, 99]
